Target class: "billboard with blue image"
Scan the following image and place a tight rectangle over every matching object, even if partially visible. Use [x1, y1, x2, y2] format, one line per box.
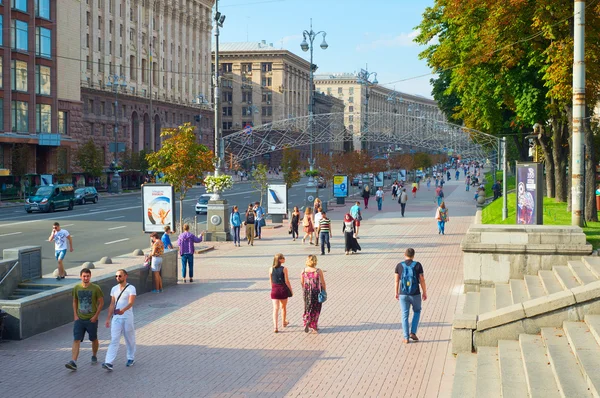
[333, 175, 349, 198]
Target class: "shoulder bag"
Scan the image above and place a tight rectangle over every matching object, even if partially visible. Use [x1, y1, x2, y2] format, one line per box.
[317, 269, 327, 303]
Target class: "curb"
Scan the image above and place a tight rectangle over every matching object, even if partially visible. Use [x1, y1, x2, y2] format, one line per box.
[195, 246, 215, 254]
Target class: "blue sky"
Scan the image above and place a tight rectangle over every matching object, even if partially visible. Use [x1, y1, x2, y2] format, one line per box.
[219, 0, 436, 98]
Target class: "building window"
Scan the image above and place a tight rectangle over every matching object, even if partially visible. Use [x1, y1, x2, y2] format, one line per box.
[130, 56, 136, 79]
[58, 111, 67, 134]
[36, 65, 51, 95]
[100, 101, 105, 115]
[98, 16, 101, 25]
[349, 124, 354, 131]
[349, 106, 354, 113]
[130, 8, 133, 21]
[36, 104, 51, 133]
[102, 124, 106, 136]
[0, 57, 3, 88]
[87, 12, 90, 26]
[86, 56, 91, 70]
[120, 24, 123, 37]
[12, 20, 28, 52]
[338, 87, 343, 94]
[221, 63, 232, 73]
[11, 101, 28, 132]
[0, 16, 3, 46]
[109, 41, 112, 55]
[98, 58, 104, 73]
[349, 87, 354, 95]
[222, 121, 232, 130]
[262, 91, 272, 103]
[261, 63, 272, 72]
[262, 107, 272, 117]
[130, 29, 134, 41]
[327, 88, 332, 95]
[242, 91, 252, 103]
[222, 91, 232, 102]
[109, 21, 113, 34]
[349, 115, 354, 123]
[97, 37, 101, 51]
[11, 60, 27, 92]
[222, 107, 232, 117]
[261, 77, 272, 87]
[12, 0, 27, 12]
[36, 27, 52, 58]
[242, 63, 252, 73]
[348, 96, 353, 103]
[88, 99, 94, 112]
[141, 59, 147, 82]
[0, 100, 3, 132]
[119, 44, 122, 57]
[35, 0, 50, 19]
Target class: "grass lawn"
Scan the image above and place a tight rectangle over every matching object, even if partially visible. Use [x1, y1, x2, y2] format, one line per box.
[482, 193, 600, 248]
[483, 171, 516, 194]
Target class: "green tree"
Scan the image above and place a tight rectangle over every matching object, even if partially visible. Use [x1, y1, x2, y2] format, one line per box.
[281, 147, 302, 189]
[413, 152, 432, 170]
[146, 123, 214, 231]
[251, 163, 269, 205]
[75, 139, 104, 178]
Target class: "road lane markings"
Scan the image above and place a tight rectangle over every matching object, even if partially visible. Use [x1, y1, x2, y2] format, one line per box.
[105, 216, 125, 221]
[108, 225, 127, 230]
[105, 238, 130, 245]
[0, 231, 22, 237]
[62, 224, 75, 227]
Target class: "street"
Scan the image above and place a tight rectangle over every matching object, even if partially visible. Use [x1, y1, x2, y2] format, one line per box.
[0, 177, 340, 274]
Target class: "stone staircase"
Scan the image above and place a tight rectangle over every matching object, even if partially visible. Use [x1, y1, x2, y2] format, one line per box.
[7, 282, 57, 300]
[451, 316, 600, 397]
[462, 256, 600, 317]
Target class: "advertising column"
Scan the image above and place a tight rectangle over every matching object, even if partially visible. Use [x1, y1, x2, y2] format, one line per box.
[267, 184, 287, 223]
[516, 162, 543, 225]
[141, 184, 176, 232]
[333, 175, 349, 205]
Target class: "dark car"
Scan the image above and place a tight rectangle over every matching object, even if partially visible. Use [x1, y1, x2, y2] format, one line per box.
[25, 184, 75, 213]
[317, 177, 327, 188]
[74, 187, 99, 205]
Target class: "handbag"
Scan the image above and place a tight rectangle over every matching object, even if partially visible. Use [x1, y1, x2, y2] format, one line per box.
[357, 210, 363, 221]
[288, 225, 293, 234]
[259, 218, 266, 227]
[143, 255, 151, 268]
[316, 268, 327, 303]
[285, 284, 293, 298]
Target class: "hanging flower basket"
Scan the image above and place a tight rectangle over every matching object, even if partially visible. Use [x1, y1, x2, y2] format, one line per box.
[204, 174, 234, 194]
[305, 170, 320, 177]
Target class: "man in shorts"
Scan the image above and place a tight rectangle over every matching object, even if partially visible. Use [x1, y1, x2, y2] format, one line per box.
[350, 201, 362, 238]
[48, 222, 74, 280]
[65, 268, 104, 371]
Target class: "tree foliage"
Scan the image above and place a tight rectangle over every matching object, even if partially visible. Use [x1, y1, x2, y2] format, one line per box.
[251, 163, 269, 205]
[281, 147, 302, 189]
[11, 143, 30, 178]
[75, 139, 104, 178]
[146, 123, 214, 230]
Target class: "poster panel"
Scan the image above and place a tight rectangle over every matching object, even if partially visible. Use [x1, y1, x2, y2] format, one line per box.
[374, 172, 384, 187]
[267, 184, 287, 215]
[398, 170, 407, 182]
[142, 184, 175, 232]
[333, 175, 349, 198]
[516, 163, 543, 225]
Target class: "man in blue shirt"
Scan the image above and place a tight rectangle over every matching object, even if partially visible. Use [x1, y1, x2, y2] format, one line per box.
[254, 202, 266, 239]
[161, 226, 173, 250]
[349, 201, 362, 238]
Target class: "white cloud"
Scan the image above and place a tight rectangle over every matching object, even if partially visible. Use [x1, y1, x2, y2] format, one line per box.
[279, 34, 303, 49]
[356, 29, 420, 52]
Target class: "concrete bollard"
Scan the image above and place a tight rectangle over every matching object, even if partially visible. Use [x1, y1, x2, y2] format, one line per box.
[52, 269, 67, 278]
[82, 261, 95, 269]
[99, 257, 112, 264]
[132, 249, 144, 256]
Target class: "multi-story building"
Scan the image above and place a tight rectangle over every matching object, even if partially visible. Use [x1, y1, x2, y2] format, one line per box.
[79, 0, 215, 167]
[315, 73, 445, 153]
[313, 91, 345, 155]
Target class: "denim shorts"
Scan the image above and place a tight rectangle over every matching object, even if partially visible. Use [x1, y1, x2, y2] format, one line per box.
[55, 249, 67, 260]
[73, 319, 98, 341]
[151, 256, 163, 272]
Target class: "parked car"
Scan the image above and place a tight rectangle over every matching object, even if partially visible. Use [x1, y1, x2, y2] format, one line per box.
[25, 184, 75, 213]
[351, 177, 361, 186]
[74, 187, 99, 205]
[195, 194, 212, 214]
[317, 177, 327, 188]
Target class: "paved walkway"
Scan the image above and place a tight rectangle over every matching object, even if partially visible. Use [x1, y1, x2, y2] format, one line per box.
[0, 178, 476, 397]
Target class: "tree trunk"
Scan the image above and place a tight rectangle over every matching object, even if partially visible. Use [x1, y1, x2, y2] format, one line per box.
[537, 127, 555, 198]
[552, 117, 569, 203]
[585, 112, 598, 221]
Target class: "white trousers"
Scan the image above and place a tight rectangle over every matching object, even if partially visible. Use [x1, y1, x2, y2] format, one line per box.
[105, 316, 136, 364]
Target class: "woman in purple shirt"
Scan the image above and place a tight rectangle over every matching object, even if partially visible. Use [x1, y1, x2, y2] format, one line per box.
[177, 224, 204, 283]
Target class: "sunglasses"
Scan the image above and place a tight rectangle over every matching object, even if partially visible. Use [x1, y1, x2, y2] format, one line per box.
[115, 275, 124, 278]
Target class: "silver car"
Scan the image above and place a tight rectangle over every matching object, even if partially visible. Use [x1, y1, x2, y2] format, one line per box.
[195, 194, 212, 214]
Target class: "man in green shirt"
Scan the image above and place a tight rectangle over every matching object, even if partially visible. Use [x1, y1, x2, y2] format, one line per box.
[65, 268, 104, 371]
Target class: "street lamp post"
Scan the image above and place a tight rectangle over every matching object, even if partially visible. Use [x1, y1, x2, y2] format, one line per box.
[106, 74, 127, 194]
[357, 67, 378, 154]
[300, 19, 328, 186]
[213, 0, 226, 181]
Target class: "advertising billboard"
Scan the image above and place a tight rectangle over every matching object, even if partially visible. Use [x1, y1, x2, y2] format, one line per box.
[333, 175, 349, 198]
[141, 184, 175, 232]
[267, 184, 287, 215]
[374, 172, 384, 187]
[516, 162, 543, 225]
[398, 170, 407, 182]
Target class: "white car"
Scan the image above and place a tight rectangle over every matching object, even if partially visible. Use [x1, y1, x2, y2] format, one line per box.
[195, 194, 212, 214]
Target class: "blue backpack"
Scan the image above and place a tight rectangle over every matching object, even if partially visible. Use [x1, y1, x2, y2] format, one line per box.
[400, 261, 420, 295]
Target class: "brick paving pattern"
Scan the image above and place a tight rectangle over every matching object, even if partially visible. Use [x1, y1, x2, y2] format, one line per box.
[0, 178, 476, 398]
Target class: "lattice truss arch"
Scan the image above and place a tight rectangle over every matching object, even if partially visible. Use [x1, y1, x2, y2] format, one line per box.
[223, 112, 499, 162]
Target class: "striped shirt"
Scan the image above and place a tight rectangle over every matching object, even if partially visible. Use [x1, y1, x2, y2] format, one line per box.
[318, 218, 331, 234]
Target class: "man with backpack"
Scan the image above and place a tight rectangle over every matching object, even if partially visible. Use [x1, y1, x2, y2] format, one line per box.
[253, 202, 266, 239]
[395, 248, 427, 344]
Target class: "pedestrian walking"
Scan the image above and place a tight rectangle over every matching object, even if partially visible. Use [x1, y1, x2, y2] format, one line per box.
[435, 186, 444, 206]
[446, 170, 451, 181]
[244, 204, 256, 246]
[177, 223, 203, 283]
[102, 269, 136, 371]
[465, 175, 471, 191]
[161, 226, 173, 250]
[301, 255, 326, 333]
[254, 202, 266, 239]
[65, 268, 104, 371]
[270, 253, 293, 333]
[349, 202, 362, 237]
[290, 206, 300, 241]
[302, 207, 315, 244]
[376, 187, 384, 211]
[314, 206, 323, 246]
[435, 202, 449, 235]
[411, 182, 418, 198]
[395, 248, 427, 344]
[149, 232, 164, 292]
[343, 213, 361, 255]
[426, 177, 431, 191]
[391, 181, 398, 200]
[230, 206, 242, 246]
[362, 185, 371, 209]
[493, 180, 502, 200]
[48, 222, 73, 280]
[317, 211, 332, 255]
[455, 169, 460, 181]
[313, 198, 322, 216]
[399, 188, 408, 217]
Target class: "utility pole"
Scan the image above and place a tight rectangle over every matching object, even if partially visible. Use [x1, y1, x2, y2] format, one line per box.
[502, 137, 508, 220]
[572, 0, 585, 226]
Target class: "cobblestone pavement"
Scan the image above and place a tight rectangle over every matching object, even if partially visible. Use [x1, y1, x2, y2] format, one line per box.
[0, 178, 476, 398]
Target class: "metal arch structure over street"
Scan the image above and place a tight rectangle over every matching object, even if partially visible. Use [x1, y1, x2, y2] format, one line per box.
[223, 112, 499, 162]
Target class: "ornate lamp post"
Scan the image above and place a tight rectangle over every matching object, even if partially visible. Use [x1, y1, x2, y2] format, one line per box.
[106, 74, 127, 194]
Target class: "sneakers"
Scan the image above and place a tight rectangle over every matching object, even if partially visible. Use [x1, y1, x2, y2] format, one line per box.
[189, 278, 193, 283]
[102, 362, 114, 371]
[65, 360, 77, 371]
[126, 359, 135, 367]
[91, 356, 98, 365]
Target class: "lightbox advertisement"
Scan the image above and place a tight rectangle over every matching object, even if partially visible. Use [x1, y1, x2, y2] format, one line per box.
[333, 175, 349, 198]
[267, 184, 287, 215]
[398, 170, 407, 182]
[374, 172, 384, 187]
[516, 163, 543, 225]
[141, 184, 175, 232]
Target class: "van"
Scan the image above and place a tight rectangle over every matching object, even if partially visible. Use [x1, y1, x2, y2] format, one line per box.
[25, 184, 75, 213]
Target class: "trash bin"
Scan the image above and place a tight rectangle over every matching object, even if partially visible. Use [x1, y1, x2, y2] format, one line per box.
[596, 195, 600, 210]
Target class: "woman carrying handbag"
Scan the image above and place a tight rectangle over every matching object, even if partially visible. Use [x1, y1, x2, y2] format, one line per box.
[302, 207, 315, 245]
[301, 255, 326, 333]
[269, 253, 293, 333]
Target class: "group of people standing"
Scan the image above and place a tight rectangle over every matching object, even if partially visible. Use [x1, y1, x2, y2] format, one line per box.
[229, 202, 267, 246]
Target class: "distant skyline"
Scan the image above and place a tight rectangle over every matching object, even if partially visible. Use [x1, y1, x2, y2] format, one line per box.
[218, 0, 436, 99]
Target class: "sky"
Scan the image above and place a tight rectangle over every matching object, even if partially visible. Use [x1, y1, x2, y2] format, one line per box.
[218, 0, 436, 98]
